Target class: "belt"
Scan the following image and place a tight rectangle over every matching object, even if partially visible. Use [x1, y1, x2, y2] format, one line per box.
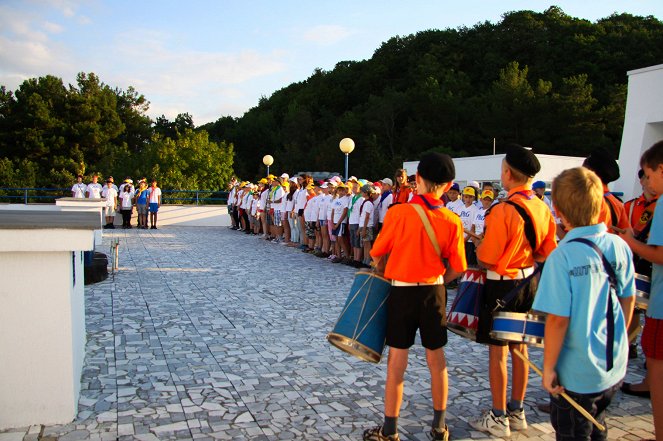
[392, 276, 444, 286]
[486, 267, 534, 280]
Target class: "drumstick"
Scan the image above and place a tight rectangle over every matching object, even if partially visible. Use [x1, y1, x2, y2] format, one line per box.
[512, 348, 606, 432]
[628, 325, 642, 344]
[464, 229, 482, 241]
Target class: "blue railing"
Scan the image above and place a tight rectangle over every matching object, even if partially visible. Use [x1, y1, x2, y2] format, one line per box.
[0, 188, 229, 205]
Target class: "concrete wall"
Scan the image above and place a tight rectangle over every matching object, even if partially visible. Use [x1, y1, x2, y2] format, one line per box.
[0, 250, 86, 428]
[404, 154, 585, 189]
[614, 64, 663, 201]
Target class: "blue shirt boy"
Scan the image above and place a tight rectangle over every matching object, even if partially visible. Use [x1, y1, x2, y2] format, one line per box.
[647, 201, 663, 319]
[533, 223, 635, 393]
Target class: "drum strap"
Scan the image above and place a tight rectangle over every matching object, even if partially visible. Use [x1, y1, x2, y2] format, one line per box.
[568, 238, 618, 372]
[411, 204, 441, 257]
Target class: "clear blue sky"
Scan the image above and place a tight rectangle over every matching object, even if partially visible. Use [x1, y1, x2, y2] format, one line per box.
[1, 0, 661, 125]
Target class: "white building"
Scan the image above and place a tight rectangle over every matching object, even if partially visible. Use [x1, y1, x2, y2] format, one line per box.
[403, 153, 585, 190]
[614, 63, 663, 201]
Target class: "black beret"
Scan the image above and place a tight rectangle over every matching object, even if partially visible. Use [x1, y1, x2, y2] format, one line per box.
[417, 152, 455, 184]
[583, 147, 620, 184]
[505, 144, 540, 177]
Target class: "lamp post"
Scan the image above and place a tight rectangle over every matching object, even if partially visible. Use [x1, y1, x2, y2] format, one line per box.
[339, 138, 355, 181]
[262, 155, 274, 176]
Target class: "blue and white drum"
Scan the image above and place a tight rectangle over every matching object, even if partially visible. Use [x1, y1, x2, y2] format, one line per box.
[490, 311, 546, 348]
[635, 274, 651, 311]
[327, 271, 391, 363]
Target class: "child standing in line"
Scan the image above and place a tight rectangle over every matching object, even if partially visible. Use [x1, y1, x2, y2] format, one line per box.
[147, 179, 162, 229]
[359, 184, 377, 268]
[533, 167, 635, 440]
[618, 140, 663, 441]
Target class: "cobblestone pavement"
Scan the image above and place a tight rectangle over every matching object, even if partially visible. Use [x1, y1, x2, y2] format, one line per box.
[2, 226, 654, 440]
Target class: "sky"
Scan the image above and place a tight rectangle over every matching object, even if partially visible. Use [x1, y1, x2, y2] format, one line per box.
[1, 1, 662, 126]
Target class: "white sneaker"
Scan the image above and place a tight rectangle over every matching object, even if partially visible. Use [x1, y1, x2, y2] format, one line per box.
[507, 407, 527, 430]
[469, 410, 510, 437]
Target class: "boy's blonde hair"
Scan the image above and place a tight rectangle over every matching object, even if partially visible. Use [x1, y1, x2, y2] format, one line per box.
[552, 167, 603, 227]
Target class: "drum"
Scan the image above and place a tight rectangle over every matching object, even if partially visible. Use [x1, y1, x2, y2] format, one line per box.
[327, 271, 391, 363]
[447, 269, 485, 341]
[490, 312, 546, 348]
[635, 274, 651, 311]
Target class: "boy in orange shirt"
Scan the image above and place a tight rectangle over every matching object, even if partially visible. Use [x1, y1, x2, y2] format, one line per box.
[364, 152, 467, 441]
[471, 144, 557, 437]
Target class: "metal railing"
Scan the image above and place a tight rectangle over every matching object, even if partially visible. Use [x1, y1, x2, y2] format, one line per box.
[0, 187, 229, 205]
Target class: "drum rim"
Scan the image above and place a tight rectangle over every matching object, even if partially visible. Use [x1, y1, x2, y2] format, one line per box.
[523, 335, 545, 347]
[492, 311, 529, 319]
[635, 273, 651, 282]
[355, 270, 390, 284]
[448, 322, 477, 341]
[490, 330, 525, 343]
[327, 332, 382, 363]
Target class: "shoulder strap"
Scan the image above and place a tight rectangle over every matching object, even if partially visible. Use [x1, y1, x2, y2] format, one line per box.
[604, 195, 618, 228]
[411, 204, 441, 257]
[568, 237, 617, 371]
[503, 200, 537, 251]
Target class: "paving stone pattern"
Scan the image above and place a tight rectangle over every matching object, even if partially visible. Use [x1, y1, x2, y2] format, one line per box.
[2, 227, 654, 440]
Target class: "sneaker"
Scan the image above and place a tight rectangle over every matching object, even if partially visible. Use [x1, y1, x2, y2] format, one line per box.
[363, 426, 400, 441]
[331, 257, 343, 263]
[469, 410, 510, 437]
[429, 425, 449, 441]
[507, 407, 527, 430]
[328, 254, 337, 260]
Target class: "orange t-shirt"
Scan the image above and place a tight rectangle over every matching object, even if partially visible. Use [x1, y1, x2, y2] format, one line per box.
[476, 185, 557, 278]
[624, 194, 658, 235]
[597, 186, 630, 233]
[370, 193, 467, 283]
[393, 186, 412, 204]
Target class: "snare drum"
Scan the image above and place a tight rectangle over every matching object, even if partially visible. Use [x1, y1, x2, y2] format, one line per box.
[447, 269, 485, 341]
[490, 311, 546, 348]
[635, 274, 651, 311]
[327, 271, 391, 363]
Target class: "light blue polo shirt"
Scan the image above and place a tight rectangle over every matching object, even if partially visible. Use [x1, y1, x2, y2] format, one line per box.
[532, 223, 635, 393]
[648, 201, 663, 319]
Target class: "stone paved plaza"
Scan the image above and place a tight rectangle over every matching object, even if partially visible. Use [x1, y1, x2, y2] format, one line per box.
[1, 225, 655, 440]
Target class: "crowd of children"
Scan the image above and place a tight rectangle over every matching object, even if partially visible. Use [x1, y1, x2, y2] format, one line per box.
[226, 171, 513, 269]
[72, 174, 162, 229]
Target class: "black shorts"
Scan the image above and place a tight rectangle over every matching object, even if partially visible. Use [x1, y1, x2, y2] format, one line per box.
[386, 284, 447, 350]
[476, 277, 537, 346]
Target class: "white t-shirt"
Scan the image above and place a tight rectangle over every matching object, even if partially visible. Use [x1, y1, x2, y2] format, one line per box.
[446, 198, 463, 215]
[71, 183, 86, 198]
[250, 198, 260, 216]
[101, 187, 117, 207]
[472, 206, 488, 236]
[295, 188, 308, 211]
[327, 195, 336, 221]
[284, 195, 295, 213]
[271, 186, 285, 209]
[148, 187, 162, 203]
[348, 194, 365, 225]
[331, 196, 350, 223]
[458, 204, 478, 240]
[377, 192, 393, 223]
[86, 182, 103, 198]
[228, 187, 236, 206]
[318, 194, 331, 221]
[119, 189, 135, 209]
[359, 199, 375, 228]
[304, 194, 319, 222]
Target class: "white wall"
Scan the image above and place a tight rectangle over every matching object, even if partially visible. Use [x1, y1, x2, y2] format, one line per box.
[0, 251, 84, 428]
[615, 64, 663, 201]
[405, 153, 585, 189]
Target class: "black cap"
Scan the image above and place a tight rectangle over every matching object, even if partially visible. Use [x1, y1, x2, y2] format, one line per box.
[505, 144, 540, 177]
[417, 152, 455, 184]
[583, 147, 620, 184]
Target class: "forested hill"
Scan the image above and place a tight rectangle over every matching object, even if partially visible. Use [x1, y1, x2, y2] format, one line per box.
[201, 6, 663, 180]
